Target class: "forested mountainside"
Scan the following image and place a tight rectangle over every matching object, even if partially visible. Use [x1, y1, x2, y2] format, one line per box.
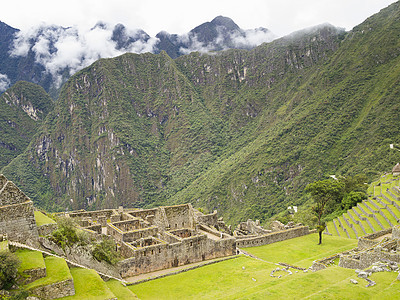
[0, 81, 53, 169]
[2, 2, 400, 223]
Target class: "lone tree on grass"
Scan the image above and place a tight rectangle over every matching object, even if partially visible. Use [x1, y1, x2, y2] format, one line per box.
[306, 179, 344, 245]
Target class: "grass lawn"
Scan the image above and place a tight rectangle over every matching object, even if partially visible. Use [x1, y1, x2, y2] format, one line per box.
[34, 211, 56, 226]
[24, 256, 71, 290]
[307, 268, 400, 299]
[243, 233, 357, 268]
[106, 279, 139, 299]
[130, 256, 277, 300]
[60, 268, 116, 300]
[15, 249, 45, 272]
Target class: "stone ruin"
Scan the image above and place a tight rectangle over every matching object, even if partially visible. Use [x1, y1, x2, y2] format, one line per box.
[0, 175, 38, 246]
[64, 203, 237, 277]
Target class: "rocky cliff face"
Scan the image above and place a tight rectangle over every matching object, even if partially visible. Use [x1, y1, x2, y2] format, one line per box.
[0, 81, 53, 168]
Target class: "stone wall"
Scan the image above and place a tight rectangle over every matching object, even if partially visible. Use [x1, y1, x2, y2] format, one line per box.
[119, 233, 236, 277]
[358, 228, 392, 250]
[392, 225, 400, 239]
[20, 267, 47, 284]
[69, 209, 114, 219]
[0, 201, 39, 245]
[195, 210, 218, 227]
[236, 226, 310, 248]
[162, 204, 194, 230]
[29, 279, 75, 299]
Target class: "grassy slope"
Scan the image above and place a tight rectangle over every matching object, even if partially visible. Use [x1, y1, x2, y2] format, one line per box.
[243, 233, 357, 268]
[15, 249, 45, 272]
[24, 256, 71, 290]
[130, 234, 380, 299]
[106, 279, 139, 299]
[60, 268, 116, 300]
[34, 211, 56, 227]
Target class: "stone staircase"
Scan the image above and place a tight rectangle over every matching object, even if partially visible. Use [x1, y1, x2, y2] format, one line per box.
[325, 175, 400, 239]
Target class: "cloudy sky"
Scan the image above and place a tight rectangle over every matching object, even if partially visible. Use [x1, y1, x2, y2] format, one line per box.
[1, 0, 397, 37]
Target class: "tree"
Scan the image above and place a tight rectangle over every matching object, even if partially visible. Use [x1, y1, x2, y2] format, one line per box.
[306, 179, 344, 244]
[0, 251, 21, 290]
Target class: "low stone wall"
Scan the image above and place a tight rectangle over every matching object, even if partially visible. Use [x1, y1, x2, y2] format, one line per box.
[19, 267, 46, 284]
[236, 226, 310, 248]
[29, 279, 75, 299]
[338, 255, 362, 269]
[69, 209, 114, 219]
[38, 223, 58, 236]
[358, 228, 392, 250]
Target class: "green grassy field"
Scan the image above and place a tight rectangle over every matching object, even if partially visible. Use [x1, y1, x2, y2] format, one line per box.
[15, 249, 45, 272]
[129, 234, 363, 299]
[106, 279, 139, 299]
[24, 256, 71, 290]
[60, 268, 116, 300]
[243, 233, 357, 268]
[34, 210, 56, 226]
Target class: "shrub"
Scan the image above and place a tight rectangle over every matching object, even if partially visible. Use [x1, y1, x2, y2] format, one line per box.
[92, 238, 120, 265]
[50, 217, 79, 249]
[0, 251, 21, 290]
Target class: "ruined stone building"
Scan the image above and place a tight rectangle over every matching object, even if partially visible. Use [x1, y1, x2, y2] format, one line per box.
[67, 203, 237, 277]
[0, 175, 38, 245]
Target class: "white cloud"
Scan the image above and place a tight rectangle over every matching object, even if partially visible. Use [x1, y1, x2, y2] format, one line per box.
[10, 23, 159, 86]
[0, 74, 10, 92]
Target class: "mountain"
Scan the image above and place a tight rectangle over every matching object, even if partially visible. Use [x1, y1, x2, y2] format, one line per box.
[2, 2, 400, 223]
[0, 17, 275, 98]
[0, 23, 346, 214]
[156, 16, 275, 58]
[0, 81, 53, 169]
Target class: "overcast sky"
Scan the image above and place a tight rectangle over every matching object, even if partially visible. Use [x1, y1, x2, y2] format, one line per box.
[1, 0, 397, 37]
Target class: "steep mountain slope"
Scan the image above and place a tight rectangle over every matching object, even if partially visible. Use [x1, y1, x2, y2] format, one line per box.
[0, 24, 344, 213]
[3, 2, 400, 223]
[170, 2, 400, 221]
[0, 81, 53, 168]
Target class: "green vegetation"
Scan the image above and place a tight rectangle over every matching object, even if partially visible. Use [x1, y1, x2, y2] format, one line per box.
[14, 249, 45, 273]
[0, 81, 53, 169]
[0, 241, 8, 251]
[61, 268, 116, 300]
[326, 173, 400, 239]
[0, 250, 20, 290]
[106, 279, 139, 299]
[49, 217, 83, 249]
[34, 211, 56, 227]
[92, 237, 120, 265]
[244, 233, 357, 268]
[24, 256, 71, 290]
